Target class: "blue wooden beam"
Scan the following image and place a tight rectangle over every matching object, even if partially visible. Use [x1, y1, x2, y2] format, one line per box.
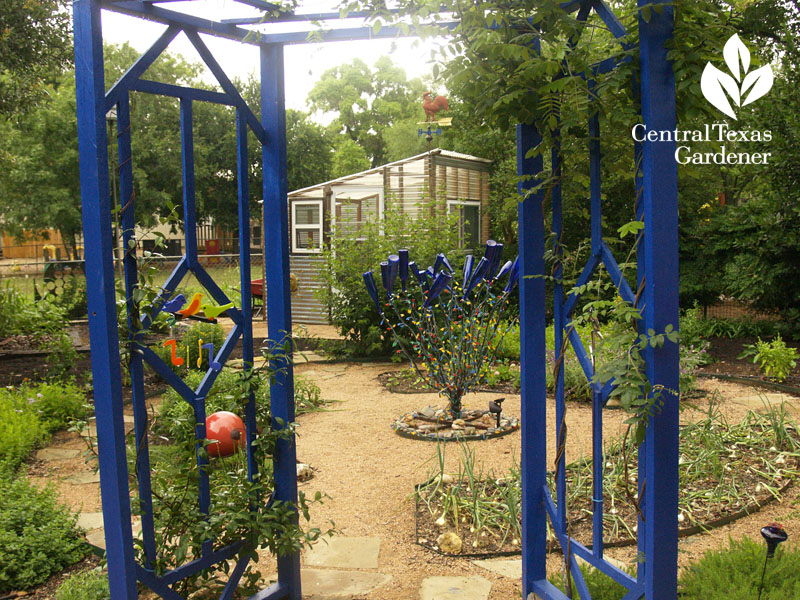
[130, 79, 234, 105]
[105, 24, 179, 111]
[252, 22, 458, 45]
[517, 121, 548, 599]
[101, 0, 260, 44]
[72, 2, 138, 598]
[184, 29, 268, 143]
[179, 98, 199, 266]
[637, 1, 680, 598]
[260, 43, 302, 600]
[117, 94, 158, 573]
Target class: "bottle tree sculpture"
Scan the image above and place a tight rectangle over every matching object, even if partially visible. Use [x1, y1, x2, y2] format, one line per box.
[364, 241, 520, 440]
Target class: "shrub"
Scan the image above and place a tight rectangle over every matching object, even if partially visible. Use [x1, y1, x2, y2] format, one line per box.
[156, 370, 324, 443]
[0, 382, 88, 474]
[317, 196, 460, 358]
[0, 478, 87, 592]
[55, 569, 109, 600]
[0, 285, 76, 375]
[679, 535, 800, 599]
[0, 392, 48, 475]
[740, 335, 798, 382]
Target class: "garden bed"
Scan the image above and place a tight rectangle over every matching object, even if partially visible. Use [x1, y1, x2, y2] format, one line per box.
[414, 404, 800, 557]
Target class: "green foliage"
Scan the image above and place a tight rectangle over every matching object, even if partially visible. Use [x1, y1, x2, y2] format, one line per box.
[309, 56, 425, 167]
[55, 569, 109, 600]
[740, 336, 799, 382]
[157, 369, 324, 443]
[143, 362, 332, 596]
[181, 322, 226, 371]
[0, 381, 87, 474]
[548, 563, 631, 600]
[679, 536, 800, 600]
[38, 277, 88, 320]
[317, 196, 460, 357]
[286, 108, 333, 190]
[0, 478, 87, 592]
[0, 0, 72, 117]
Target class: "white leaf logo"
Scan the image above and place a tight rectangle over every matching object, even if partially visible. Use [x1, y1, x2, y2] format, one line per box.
[701, 34, 774, 120]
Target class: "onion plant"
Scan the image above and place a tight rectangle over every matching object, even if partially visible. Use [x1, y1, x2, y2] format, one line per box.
[363, 241, 519, 418]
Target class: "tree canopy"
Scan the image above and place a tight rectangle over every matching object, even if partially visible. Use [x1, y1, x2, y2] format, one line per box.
[0, 0, 72, 117]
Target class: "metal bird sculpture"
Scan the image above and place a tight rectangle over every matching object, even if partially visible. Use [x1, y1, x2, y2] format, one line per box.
[177, 293, 204, 317]
[161, 294, 186, 313]
[201, 302, 234, 319]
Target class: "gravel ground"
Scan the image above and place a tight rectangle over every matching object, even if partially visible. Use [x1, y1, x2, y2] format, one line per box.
[25, 366, 800, 599]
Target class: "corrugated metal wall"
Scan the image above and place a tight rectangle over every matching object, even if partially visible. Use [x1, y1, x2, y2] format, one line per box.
[289, 255, 329, 324]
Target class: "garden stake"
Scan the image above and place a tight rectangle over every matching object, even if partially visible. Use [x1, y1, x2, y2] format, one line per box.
[757, 522, 788, 600]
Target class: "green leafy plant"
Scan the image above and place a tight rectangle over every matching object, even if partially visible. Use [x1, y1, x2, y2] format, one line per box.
[548, 563, 631, 600]
[55, 569, 109, 600]
[739, 335, 798, 382]
[0, 478, 87, 593]
[679, 536, 800, 599]
[0, 382, 88, 474]
[137, 355, 333, 597]
[318, 196, 460, 358]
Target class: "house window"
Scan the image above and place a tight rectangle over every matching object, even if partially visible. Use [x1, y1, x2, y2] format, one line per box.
[292, 200, 323, 253]
[333, 189, 382, 241]
[448, 201, 481, 250]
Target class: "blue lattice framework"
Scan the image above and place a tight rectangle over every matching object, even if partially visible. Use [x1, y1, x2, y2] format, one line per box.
[71, 2, 463, 599]
[74, 1, 677, 599]
[518, 2, 679, 599]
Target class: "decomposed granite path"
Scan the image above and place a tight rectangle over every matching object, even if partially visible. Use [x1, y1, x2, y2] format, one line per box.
[25, 364, 800, 599]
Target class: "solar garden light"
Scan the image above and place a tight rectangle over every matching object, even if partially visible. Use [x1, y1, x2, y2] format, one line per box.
[489, 398, 505, 428]
[757, 522, 788, 600]
[363, 241, 519, 420]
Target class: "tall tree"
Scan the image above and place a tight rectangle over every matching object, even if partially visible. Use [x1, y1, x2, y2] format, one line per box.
[308, 56, 425, 167]
[0, 0, 72, 117]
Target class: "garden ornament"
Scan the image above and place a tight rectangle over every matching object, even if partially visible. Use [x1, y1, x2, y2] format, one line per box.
[489, 398, 505, 428]
[177, 292, 204, 316]
[161, 294, 187, 313]
[206, 411, 246, 458]
[162, 339, 184, 366]
[201, 302, 234, 319]
[422, 91, 449, 122]
[757, 522, 788, 600]
[363, 240, 519, 419]
[202, 342, 222, 371]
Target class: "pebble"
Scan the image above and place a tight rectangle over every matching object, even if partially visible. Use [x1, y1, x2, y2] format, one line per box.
[420, 406, 436, 418]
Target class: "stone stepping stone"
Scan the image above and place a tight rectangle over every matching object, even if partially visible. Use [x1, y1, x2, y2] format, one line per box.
[86, 520, 141, 550]
[77, 512, 105, 531]
[733, 393, 799, 416]
[472, 558, 521, 579]
[36, 448, 81, 461]
[305, 537, 381, 570]
[300, 569, 391, 599]
[420, 576, 492, 600]
[66, 471, 101, 485]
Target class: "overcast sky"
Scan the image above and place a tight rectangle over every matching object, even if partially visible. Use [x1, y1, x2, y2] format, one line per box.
[99, 1, 447, 116]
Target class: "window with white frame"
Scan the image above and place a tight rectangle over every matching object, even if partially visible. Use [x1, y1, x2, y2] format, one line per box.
[291, 200, 323, 253]
[332, 188, 383, 241]
[448, 200, 481, 250]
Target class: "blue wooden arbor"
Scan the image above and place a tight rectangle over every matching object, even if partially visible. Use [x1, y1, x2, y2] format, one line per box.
[73, 1, 678, 599]
[517, 2, 679, 600]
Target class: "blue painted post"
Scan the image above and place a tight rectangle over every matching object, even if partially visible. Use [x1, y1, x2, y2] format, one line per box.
[180, 98, 198, 266]
[235, 108, 258, 483]
[261, 43, 302, 599]
[72, 1, 138, 597]
[551, 139, 567, 535]
[638, 1, 680, 598]
[117, 94, 158, 572]
[517, 123, 548, 598]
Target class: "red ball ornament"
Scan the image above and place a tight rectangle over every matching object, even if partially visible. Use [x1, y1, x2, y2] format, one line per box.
[206, 411, 246, 457]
